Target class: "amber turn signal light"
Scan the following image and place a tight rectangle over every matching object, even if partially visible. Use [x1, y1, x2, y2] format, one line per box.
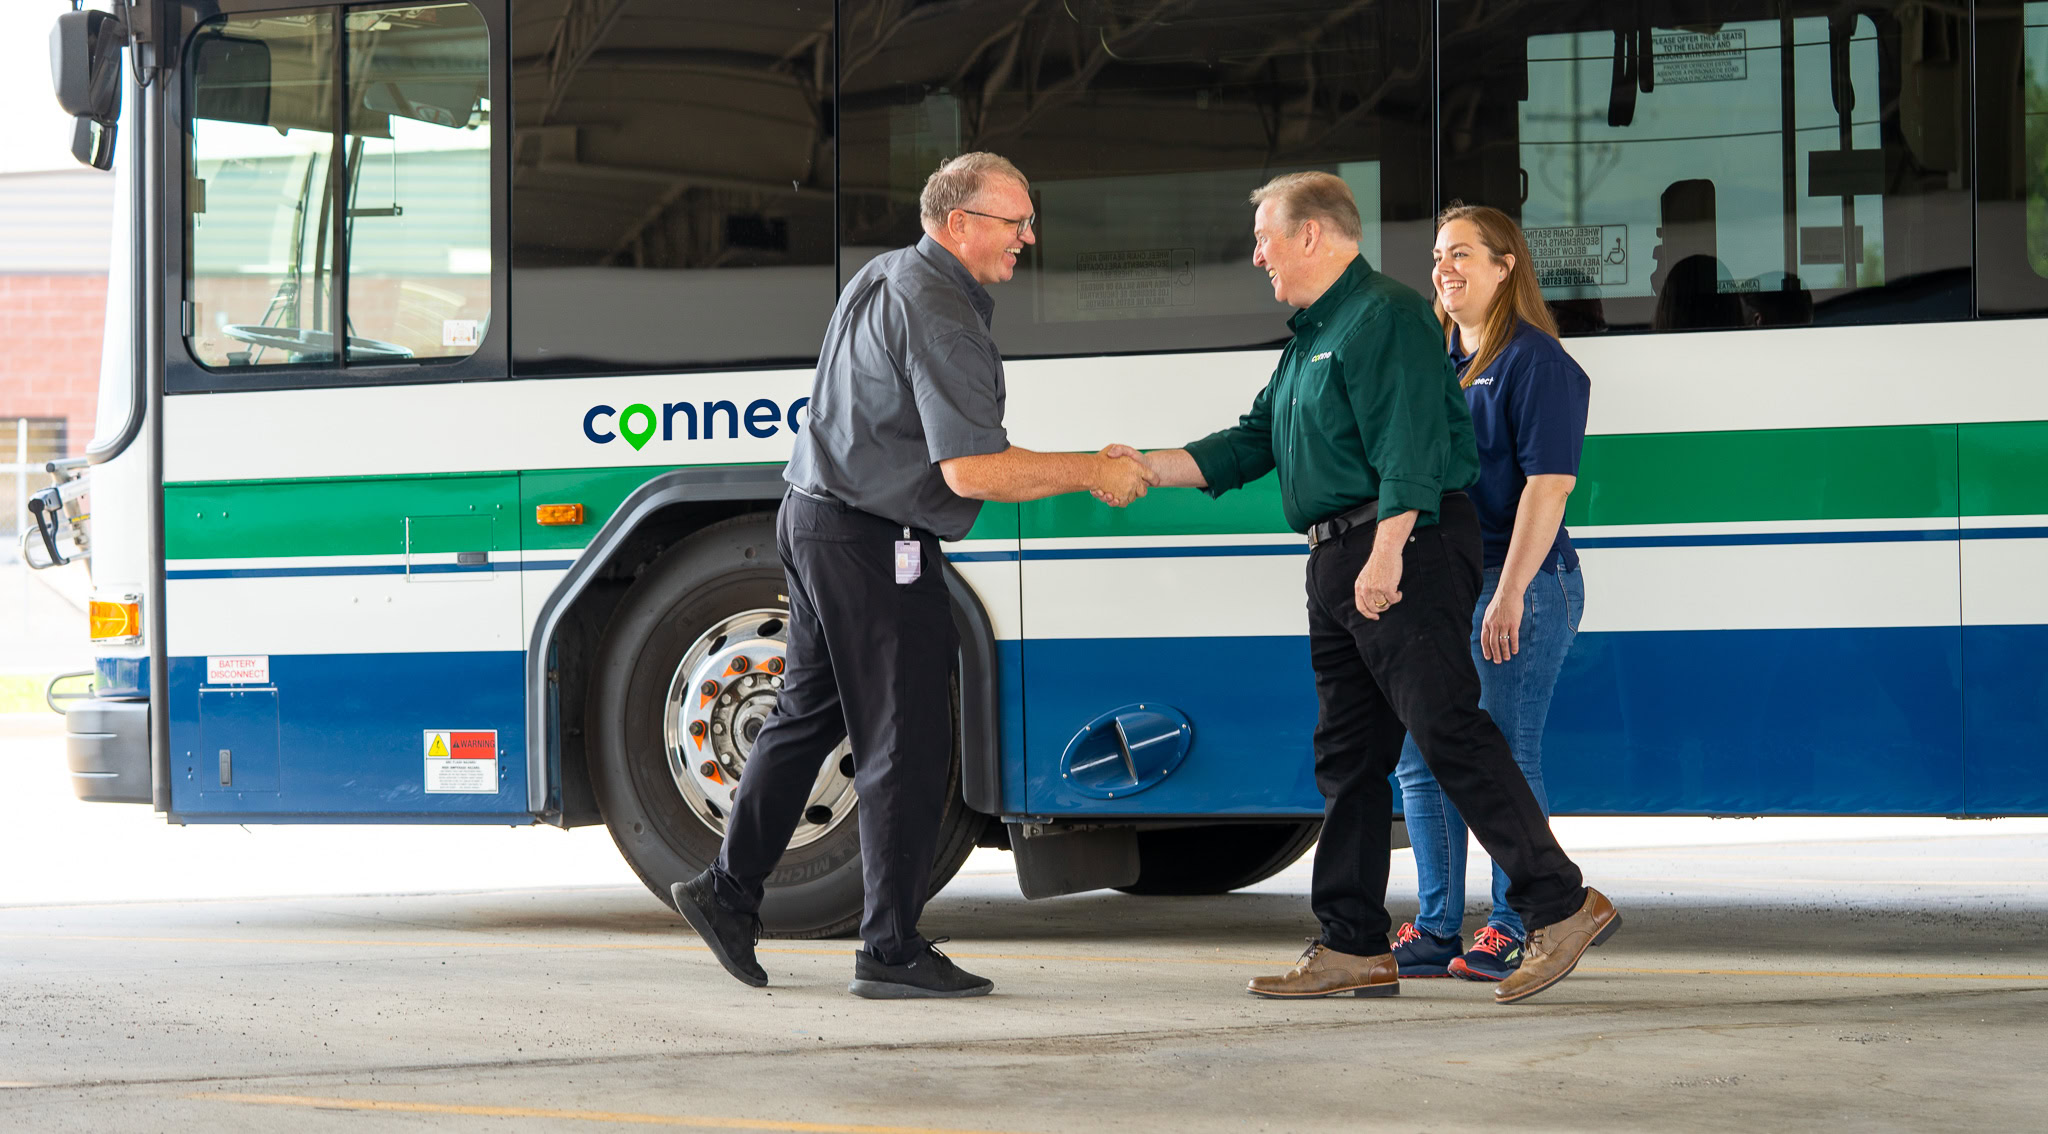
[89, 595, 142, 643]
[535, 503, 585, 526]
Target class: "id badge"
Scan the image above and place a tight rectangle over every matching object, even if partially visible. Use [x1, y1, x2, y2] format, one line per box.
[894, 536, 922, 584]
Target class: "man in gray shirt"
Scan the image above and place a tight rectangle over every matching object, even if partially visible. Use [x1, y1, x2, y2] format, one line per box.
[674, 153, 1154, 999]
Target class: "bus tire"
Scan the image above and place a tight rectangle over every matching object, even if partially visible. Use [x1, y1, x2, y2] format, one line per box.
[1114, 820, 1322, 896]
[586, 513, 985, 939]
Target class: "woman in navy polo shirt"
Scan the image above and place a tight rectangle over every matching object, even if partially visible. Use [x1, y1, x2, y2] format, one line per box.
[1390, 204, 1592, 983]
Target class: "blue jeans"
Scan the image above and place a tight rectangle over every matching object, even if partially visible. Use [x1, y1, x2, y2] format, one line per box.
[1395, 560, 1583, 940]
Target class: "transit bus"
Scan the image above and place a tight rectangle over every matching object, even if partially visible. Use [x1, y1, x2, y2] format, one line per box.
[35, 0, 2048, 936]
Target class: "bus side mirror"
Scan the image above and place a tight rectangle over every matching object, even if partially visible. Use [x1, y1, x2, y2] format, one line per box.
[51, 9, 127, 170]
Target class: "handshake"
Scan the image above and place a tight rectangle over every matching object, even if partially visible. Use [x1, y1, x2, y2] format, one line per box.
[1089, 444, 1162, 508]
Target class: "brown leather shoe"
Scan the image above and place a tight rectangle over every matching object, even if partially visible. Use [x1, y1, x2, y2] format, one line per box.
[1494, 887, 1621, 1005]
[1247, 940, 1399, 999]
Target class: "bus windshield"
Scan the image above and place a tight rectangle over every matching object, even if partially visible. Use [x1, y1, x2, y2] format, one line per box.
[185, 4, 491, 370]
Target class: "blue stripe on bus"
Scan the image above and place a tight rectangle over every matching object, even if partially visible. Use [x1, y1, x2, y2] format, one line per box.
[161, 528, 2048, 579]
[164, 650, 530, 822]
[1570, 529, 1958, 548]
[1017, 624, 1978, 816]
[148, 620, 2043, 820]
[1958, 527, 2048, 540]
[93, 655, 150, 700]
[166, 560, 579, 580]
[1961, 623, 2048, 813]
[1021, 544, 1307, 560]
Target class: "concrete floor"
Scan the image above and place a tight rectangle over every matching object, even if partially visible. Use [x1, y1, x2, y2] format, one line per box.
[5, 662, 2046, 1132]
[3, 812, 2044, 1132]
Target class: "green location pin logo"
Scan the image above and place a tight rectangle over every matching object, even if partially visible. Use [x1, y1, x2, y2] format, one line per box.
[620, 403, 658, 451]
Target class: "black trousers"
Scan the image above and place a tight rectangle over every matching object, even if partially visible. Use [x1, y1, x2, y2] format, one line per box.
[710, 493, 957, 964]
[1305, 493, 1586, 955]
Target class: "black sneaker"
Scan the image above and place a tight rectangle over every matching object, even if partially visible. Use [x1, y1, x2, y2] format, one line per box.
[847, 938, 993, 999]
[1449, 924, 1524, 982]
[671, 871, 767, 988]
[1391, 921, 1462, 978]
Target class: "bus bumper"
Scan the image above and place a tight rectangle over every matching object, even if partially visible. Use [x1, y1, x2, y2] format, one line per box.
[65, 699, 151, 804]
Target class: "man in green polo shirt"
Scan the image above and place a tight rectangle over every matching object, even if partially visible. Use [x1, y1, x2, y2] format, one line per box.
[1111, 173, 1618, 1004]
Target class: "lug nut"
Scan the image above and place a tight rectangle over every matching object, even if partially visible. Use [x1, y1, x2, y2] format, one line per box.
[687, 721, 706, 738]
[699, 680, 718, 697]
[699, 761, 718, 778]
[730, 655, 750, 672]
[765, 657, 784, 675]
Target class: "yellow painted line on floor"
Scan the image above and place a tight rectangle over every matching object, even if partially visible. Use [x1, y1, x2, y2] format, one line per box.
[1602, 876, 2048, 887]
[0, 885, 645, 913]
[1579, 966, 2048, 982]
[1585, 851, 2048, 865]
[11, 933, 2046, 983]
[192, 1092, 1035, 1133]
[0, 932, 1252, 966]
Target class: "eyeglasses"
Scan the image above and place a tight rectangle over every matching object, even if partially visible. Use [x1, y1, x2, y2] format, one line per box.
[959, 208, 1036, 236]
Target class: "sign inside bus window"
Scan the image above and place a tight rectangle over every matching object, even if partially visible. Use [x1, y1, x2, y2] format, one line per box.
[1527, 225, 1630, 288]
[1651, 29, 1747, 85]
[583, 398, 813, 450]
[1075, 249, 1197, 312]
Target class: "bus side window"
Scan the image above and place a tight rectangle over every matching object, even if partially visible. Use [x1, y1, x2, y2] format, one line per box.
[182, 4, 492, 374]
[507, 3, 837, 377]
[837, 0, 1437, 359]
[1440, 0, 1975, 334]
[1975, 0, 2048, 316]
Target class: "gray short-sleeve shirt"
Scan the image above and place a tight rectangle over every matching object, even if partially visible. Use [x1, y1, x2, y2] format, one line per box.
[785, 236, 1010, 540]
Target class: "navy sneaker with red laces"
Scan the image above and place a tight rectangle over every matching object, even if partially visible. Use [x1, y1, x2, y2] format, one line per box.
[1448, 924, 1524, 982]
[1390, 921, 1462, 978]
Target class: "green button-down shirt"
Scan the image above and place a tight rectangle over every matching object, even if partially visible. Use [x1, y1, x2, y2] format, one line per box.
[1184, 256, 1480, 533]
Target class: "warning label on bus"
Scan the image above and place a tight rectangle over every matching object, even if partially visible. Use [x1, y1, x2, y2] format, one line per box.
[1526, 225, 1630, 287]
[1652, 29, 1747, 85]
[1076, 248, 1196, 311]
[424, 729, 497, 794]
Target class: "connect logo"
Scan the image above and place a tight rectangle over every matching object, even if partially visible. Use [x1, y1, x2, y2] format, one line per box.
[584, 397, 812, 450]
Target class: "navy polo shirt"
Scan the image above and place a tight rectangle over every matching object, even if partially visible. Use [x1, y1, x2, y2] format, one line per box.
[1452, 321, 1591, 572]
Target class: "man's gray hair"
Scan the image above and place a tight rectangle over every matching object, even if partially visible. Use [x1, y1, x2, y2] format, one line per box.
[1249, 171, 1363, 242]
[920, 152, 1029, 229]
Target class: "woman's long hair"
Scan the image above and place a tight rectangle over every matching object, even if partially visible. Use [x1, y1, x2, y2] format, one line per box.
[1432, 203, 1558, 388]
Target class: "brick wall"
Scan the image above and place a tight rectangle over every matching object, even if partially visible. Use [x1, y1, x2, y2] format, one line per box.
[0, 273, 107, 458]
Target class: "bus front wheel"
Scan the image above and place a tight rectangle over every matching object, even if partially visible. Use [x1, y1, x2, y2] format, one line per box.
[1115, 820, 1322, 896]
[586, 513, 983, 938]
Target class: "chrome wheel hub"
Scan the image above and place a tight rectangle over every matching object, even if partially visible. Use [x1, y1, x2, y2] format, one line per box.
[663, 607, 856, 848]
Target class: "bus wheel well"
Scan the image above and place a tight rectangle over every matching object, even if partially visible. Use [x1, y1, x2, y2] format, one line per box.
[531, 468, 792, 828]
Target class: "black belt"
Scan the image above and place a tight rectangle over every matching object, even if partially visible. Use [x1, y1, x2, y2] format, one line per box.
[789, 485, 931, 539]
[1306, 500, 1378, 549]
[788, 484, 844, 507]
[1306, 491, 1465, 549]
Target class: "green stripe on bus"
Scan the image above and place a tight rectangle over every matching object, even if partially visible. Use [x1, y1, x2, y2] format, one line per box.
[169, 468, 1021, 560]
[516, 468, 1019, 549]
[1022, 424, 1962, 538]
[167, 474, 520, 560]
[1960, 421, 2048, 517]
[166, 422, 2003, 560]
[1568, 424, 1961, 528]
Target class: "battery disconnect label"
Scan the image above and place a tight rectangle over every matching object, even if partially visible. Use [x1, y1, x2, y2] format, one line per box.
[424, 730, 497, 794]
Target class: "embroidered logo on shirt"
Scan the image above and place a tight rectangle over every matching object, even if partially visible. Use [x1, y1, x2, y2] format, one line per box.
[1470, 375, 1496, 386]
[1309, 351, 1333, 362]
